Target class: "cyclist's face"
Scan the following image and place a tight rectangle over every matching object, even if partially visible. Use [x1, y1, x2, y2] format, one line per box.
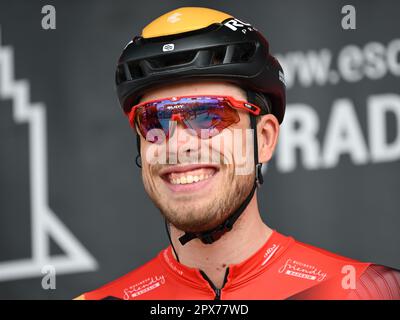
[138, 81, 255, 234]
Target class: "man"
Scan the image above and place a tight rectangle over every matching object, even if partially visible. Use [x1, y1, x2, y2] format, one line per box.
[75, 7, 400, 300]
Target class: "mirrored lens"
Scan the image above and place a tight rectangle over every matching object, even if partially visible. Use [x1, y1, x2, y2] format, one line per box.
[135, 97, 240, 142]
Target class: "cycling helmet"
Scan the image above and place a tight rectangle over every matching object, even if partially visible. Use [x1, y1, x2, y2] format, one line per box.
[114, 7, 286, 250]
[115, 7, 285, 123]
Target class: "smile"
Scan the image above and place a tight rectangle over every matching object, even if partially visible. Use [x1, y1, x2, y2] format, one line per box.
[167, 168, 216, 185]
[160, 165, 219, 191]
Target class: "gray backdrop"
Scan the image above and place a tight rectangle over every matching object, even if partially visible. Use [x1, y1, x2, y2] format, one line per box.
[0, 0, 399, 299]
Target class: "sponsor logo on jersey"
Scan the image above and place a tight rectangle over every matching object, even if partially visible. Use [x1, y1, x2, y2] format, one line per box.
[163, 249, 184, 276]
[261, 244, 280, 266]
[123, 275, 166, 299]
[278, 259, 327, 281]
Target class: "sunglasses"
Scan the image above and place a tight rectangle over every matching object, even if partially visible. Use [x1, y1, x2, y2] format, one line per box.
[126, 95, 261, 143]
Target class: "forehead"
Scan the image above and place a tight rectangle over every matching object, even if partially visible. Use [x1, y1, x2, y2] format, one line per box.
[140, 81, 247, 103]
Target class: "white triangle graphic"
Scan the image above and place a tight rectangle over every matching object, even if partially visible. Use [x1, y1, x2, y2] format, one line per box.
[0, 27, 98, 282]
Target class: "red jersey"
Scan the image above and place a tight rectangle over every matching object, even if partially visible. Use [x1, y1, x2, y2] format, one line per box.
[76, 230, 400, 300]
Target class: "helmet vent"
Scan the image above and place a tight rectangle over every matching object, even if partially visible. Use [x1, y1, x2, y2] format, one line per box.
[115, 65, 127, 84]
[210, 46, 227, 65]
[118, 42, 258, 83]
[211, 42, 256, 65]
[127, 62, 145, 79]
[230, 42, 256, 63]
[146, 50, 197, 69]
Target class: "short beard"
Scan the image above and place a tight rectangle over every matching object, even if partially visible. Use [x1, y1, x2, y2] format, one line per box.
[145, 167, 255, 233]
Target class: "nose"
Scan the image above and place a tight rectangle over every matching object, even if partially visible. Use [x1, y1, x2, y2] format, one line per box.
[168, 119, 200, 159]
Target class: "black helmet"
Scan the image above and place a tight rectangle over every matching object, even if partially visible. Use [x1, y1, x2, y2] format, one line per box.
[115, 7, 286, 247]
[115, 7, 286, 123]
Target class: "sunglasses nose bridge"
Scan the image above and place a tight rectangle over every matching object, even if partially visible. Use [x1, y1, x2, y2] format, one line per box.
[171, 113, 183, 121]
[168, 114, 188, 139]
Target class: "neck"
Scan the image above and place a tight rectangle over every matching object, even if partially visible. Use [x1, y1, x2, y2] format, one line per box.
[169, 194, 272, 289]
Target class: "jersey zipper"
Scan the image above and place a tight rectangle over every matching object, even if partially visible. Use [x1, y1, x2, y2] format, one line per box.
[199, 268, 230, 300]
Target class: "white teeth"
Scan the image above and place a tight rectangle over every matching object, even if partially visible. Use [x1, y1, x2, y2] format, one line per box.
[169, 173, 214, 185]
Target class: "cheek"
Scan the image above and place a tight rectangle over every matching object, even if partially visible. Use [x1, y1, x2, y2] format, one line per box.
[141, 163, 159, 195]
[142, 142, 166, 165]
[235, 114, 253, 164]
[208, 130, 234, 164]
[141, 165, 151, 190]
[210, 129, 251, 165]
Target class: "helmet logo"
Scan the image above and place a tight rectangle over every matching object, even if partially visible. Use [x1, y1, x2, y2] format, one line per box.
[162, 43, 175, 52]
[167, 12, 182, 23]
[224, 18, 254, 33]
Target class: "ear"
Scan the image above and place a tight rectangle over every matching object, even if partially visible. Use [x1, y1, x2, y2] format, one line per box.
[257, 114, 280, 163]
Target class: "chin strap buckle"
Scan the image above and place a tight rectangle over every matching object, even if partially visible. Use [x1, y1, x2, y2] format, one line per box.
[178, 218, 234, 246]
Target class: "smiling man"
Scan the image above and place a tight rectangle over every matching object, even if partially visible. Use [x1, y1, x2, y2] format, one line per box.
[75, 7, 400, 300]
